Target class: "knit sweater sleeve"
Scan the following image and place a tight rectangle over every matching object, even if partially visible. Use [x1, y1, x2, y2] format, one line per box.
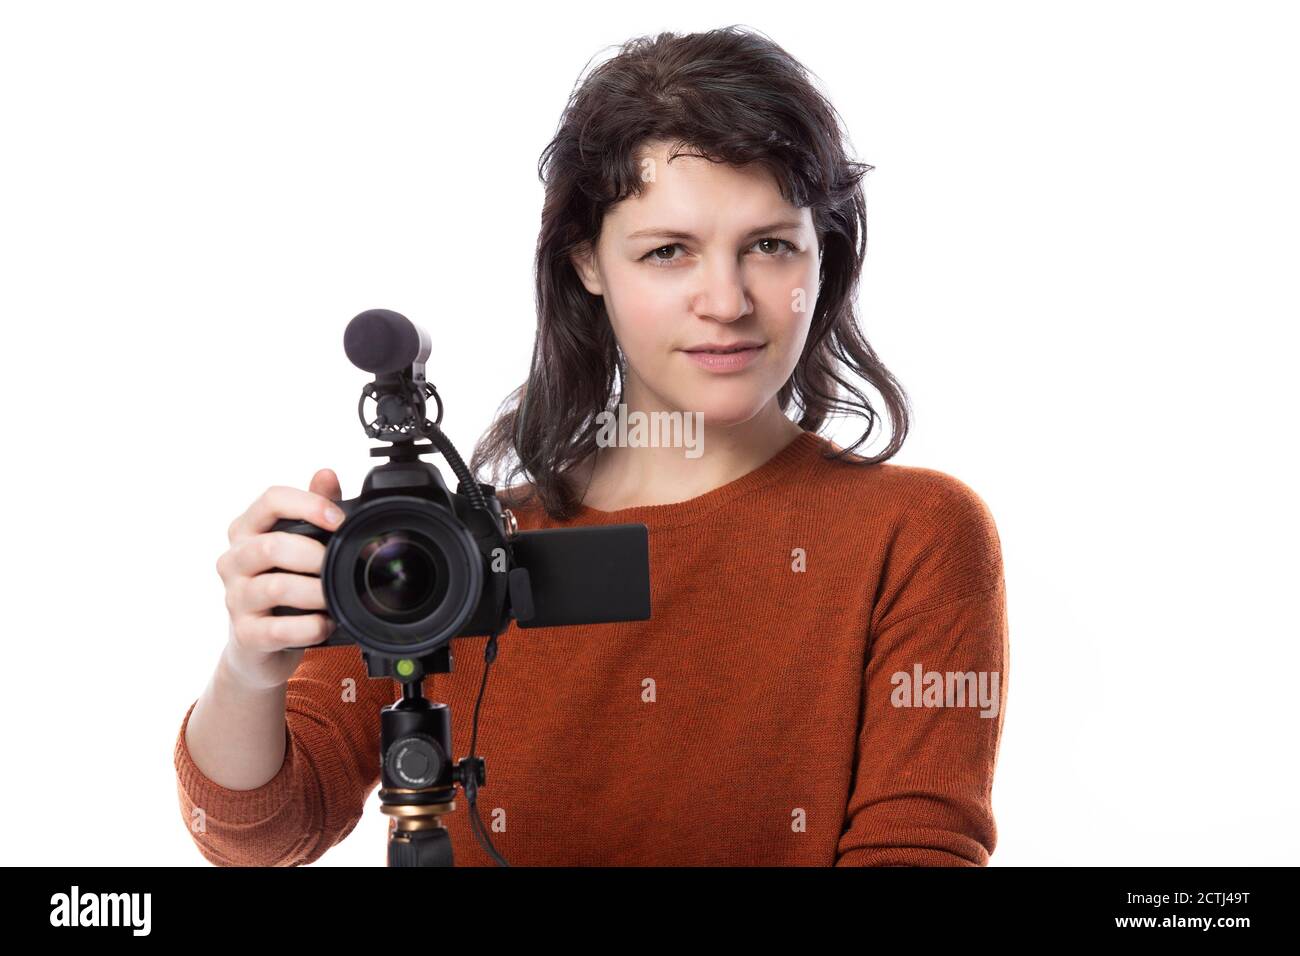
[173, 645, 396, 866]
[836, 472, 1010, 866]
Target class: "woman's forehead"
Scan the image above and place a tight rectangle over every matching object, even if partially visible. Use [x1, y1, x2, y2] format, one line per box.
[610, 166, 809, 237]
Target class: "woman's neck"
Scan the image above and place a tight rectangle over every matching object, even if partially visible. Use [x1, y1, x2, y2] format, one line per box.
[572, 403, 804, 511]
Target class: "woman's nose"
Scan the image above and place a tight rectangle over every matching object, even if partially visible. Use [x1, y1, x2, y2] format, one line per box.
[691, 258, 752, 321]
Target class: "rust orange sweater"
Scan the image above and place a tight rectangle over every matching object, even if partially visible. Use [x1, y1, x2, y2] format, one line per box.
[174, 430, 1009, 866]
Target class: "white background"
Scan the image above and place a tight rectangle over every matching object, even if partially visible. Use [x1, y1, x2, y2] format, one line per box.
[1, 1, 1295, 866]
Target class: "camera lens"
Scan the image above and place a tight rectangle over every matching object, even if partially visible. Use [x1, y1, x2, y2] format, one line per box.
[356, 531, 449, 623]
[325, 496, 485, 655]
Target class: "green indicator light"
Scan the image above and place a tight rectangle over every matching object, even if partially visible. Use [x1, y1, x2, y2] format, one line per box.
[396, 659, 415, 677]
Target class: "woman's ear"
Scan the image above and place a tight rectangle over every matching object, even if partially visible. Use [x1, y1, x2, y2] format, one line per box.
[570, 240, 604, 296]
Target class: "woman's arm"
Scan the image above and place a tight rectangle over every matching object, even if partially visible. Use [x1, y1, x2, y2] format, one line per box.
[184, 643, 295, 791]
[836, 476, 1009, 866]
[174, 645, 394, 866]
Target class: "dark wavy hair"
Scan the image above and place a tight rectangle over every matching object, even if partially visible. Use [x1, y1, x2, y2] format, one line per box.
[471, 24, 911, 520]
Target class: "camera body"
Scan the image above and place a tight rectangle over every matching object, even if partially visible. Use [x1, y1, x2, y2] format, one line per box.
[269, 455, 651, 681]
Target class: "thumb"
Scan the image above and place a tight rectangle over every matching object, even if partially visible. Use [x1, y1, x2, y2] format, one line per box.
[309, 468, 343, 503]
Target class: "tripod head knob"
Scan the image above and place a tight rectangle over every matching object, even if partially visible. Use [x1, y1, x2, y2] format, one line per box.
[384, 732, 446, 789]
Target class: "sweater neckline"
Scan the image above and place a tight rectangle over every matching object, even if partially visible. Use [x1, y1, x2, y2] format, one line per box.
[559, 429, 825, 530]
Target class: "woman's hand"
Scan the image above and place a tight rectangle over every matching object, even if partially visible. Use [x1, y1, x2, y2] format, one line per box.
[216, 468, 345, 691]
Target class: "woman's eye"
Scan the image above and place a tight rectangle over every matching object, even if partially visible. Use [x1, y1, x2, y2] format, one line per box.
[641, 238, 798, 267]
[754, 238, 798, 256]
[643, 244, 681, 264]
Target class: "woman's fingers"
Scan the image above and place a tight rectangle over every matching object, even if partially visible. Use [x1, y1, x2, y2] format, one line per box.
[236, 570, 329, 615]
[217, 531, 327, 581]
[231, 612, 336, 652]
[227, 484, 344, 544]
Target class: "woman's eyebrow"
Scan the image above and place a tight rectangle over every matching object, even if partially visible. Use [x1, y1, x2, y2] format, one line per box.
[625, 220, 805, 241]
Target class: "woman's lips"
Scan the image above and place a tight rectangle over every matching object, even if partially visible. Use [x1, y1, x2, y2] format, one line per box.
[680, 344, 766, 372]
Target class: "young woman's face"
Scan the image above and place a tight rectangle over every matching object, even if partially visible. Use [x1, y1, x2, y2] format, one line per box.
[571, 140, 821, 427]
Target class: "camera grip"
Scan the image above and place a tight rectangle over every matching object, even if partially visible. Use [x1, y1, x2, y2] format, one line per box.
[267, 516, 332, 617]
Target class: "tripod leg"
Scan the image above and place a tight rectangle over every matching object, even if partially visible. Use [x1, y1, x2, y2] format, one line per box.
[388, 825, 455, 867]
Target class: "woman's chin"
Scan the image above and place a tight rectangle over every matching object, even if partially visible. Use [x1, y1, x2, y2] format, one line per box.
[676, 396, 768, 429]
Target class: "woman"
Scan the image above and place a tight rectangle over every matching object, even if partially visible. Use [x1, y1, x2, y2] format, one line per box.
[175, 25, 1008, 867]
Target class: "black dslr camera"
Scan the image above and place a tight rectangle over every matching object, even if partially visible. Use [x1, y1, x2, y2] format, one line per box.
[268, 308, 652, 684]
